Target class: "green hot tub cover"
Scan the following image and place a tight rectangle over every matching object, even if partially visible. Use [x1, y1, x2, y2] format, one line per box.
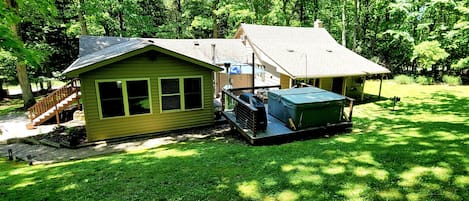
[268, 87, 345, 129]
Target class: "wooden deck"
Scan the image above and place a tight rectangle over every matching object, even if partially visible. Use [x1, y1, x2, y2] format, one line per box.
[222, 110, 353, 145]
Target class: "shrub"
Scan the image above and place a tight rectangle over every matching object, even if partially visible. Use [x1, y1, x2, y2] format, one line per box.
[394, 75, 414, 84]
[415, 76, 433, 85]
[442, 75, 462, 86]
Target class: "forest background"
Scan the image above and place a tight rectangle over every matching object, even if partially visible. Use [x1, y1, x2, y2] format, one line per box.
[1, 0, 468, 107]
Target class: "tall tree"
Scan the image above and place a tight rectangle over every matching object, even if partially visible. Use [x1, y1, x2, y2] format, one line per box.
[342, 0, 347, 46]
[78, 0, 88, 35]
[5, 0, 35, 108]
[412, 40, 449, 78]
[353, 0, 358, 50]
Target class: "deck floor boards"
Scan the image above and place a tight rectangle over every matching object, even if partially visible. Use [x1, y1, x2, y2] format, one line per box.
[222, 110, 352, 145]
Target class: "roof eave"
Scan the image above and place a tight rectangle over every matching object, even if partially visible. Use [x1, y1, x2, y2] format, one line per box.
[293, 71, 391, 79]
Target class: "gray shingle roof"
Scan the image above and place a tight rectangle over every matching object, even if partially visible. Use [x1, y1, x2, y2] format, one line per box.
[78, 36, 133, 57]
[64, 36, 248, 75]
[238, 24, 390, 78]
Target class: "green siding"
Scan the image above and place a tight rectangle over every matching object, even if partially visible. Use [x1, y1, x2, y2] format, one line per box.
[320, 78, 333, 91]
[80, 51, 214, 141]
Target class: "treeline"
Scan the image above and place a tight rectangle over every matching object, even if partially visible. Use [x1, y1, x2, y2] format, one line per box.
[1, 0, 468, 107]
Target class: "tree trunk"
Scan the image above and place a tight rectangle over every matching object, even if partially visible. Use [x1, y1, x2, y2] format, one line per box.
[342, 0, 347, 47]
[78, 0, 88, 35]
[313, 0, 319, 21]
[175, 0, 182, 38]
[47, 80, 52, 90]
[212, 0, 219, 38]
[353, 0, 359, 50]
[5, 0, 36, 108]
[282, 0, 290, 26]
[362, 0, 370, 45]
[17, 62, 36, 108]
[117, 0, 125, 34]
[298, 0, 305, 26]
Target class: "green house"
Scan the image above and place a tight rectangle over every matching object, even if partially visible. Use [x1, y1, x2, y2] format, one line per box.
[63, 37, 224, 141]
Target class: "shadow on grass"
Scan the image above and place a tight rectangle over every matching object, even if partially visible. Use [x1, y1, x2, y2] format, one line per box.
[0, 98, 25, 116]
[374, 91, 469, 118]
[1, 90, 468, 200]
[354, 93, 391, 105]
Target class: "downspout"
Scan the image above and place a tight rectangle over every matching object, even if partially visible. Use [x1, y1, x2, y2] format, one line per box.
[252, 52, 255, 93]
[211, 43, 217, 95]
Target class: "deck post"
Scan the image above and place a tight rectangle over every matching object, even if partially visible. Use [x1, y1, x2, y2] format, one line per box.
[55, 104, 60, 126]
[251, 111, 256, 137]
[221, 91, 225, 111]
[378, 74, 383, 100]
[348, 99, 354, 121]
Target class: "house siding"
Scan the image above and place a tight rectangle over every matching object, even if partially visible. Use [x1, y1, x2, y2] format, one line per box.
[80, 51, 214, 141]
[280, 73, 291, 89]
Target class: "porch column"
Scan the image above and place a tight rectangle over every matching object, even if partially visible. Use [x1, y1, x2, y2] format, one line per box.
[378, 74, 383, 100]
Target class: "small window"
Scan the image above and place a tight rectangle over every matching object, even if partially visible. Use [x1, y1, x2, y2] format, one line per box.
[98, 81, 125, 118]
[97, 79, 151, 118]
[127, 80, 150, 115]
[161, 78, 181, 111]
[160, 77, 203, 112]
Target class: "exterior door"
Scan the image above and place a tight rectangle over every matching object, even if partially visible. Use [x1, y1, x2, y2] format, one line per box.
[332, 77, 344, 94]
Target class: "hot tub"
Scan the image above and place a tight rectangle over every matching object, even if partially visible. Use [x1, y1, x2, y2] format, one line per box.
[268, 87, 345, 129]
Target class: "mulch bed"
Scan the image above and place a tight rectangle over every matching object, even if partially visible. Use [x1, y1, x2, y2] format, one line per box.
[29, 126, 87, 148]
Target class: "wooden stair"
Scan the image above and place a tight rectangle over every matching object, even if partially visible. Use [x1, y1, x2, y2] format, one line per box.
[27, 79, 81, 129]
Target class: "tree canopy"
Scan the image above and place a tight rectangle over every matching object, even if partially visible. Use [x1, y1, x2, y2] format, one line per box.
[1, 0, 468, 104]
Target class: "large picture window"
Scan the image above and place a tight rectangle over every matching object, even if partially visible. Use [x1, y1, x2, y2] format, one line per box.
[96, 79, 151, 118]
[127, 80, 151, 115]
[160, 76, 203, 112]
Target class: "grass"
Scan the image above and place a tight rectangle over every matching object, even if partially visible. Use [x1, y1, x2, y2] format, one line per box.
[5, 80, 65, 93]
[0, 98, 24, 116]
[1, 80, 468, 200]
[0, 96, 46, 116]
[0, 81, 63, 116]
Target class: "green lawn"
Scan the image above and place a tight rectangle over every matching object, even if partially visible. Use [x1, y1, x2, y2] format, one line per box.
[5, 80, 66, 93]
[1, 80, 468, 201]
[0, 98, 24, 116]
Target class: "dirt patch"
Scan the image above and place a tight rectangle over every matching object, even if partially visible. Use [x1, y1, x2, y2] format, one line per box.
[26, 122, 245, 150]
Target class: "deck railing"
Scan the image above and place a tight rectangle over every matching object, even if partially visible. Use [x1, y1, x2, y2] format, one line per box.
[27, 78, 81, 122]
[222, 89, 260, 136]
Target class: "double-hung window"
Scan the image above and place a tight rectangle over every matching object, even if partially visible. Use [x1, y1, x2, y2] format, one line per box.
[96, 79, 151, 118]
[160, 76, 203, 112]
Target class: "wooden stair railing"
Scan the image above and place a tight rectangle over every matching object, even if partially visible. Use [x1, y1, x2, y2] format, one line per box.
[27, 79, 81, 128]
